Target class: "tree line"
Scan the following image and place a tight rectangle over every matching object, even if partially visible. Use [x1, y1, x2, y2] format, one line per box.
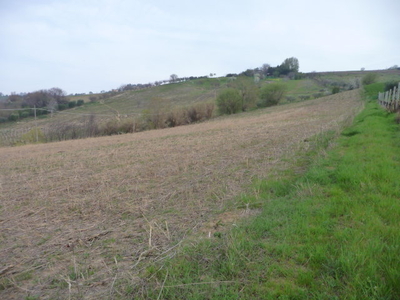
[226, 57, 301, 80]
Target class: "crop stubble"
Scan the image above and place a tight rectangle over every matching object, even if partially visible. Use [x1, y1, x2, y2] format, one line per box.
[0, 90, 362, 299]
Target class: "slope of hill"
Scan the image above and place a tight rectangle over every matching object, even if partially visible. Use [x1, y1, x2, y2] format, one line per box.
[3, 69, 399, 147]
[0, 89, 363, 299]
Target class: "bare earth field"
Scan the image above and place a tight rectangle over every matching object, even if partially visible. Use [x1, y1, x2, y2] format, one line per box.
[0, 90, 362, 299]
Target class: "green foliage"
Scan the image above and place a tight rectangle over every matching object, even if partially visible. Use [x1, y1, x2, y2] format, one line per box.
[68, 100, 77, 108]
[364, 82, 385, 99]
[332, 86, 340, 94]
[285, 96, 296, 103]
[58, 104, 67, 111]
[216, 88, 242, 115]
[384, 80, 399, 92]
[8, 113, 19, 121]
[294, 72, 305, 80]
[362, 73, 378, 85]
[258, 82, 287, 107]
[20, 111, 30, 118]
[77, 99, 84, 106]
[313, 92, 324, 99]
[20, 128, 46, 144]
[281, 57, 299, 73]
[228, 77, 259, 111]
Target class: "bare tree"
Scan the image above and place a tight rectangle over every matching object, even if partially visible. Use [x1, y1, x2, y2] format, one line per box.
[170, 74, 178, 83]
[25, 90, 52, 108]
[48, 87, 68, 105]
[8, 92, 22, 103]
[261, 63, 270, 76]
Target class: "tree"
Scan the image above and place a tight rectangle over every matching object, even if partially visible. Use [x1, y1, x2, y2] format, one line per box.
[8, 92, 22, 103]
[48, 87, 68, 105]
[24, 90, 52, 108]
[170, 74, 178, 83]
[229, 77, 258, 111]
[23, 88, 68, 109]
[216, 88, 242, 115]
[239, 69, 255, 77]
[280, 57, 299, 75]
[260, 63, 270, 76]
[259, 82, 287, 107]
[47, 99, 58, 114]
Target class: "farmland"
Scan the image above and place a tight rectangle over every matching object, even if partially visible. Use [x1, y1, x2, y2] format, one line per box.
[0, 89, 363, 299]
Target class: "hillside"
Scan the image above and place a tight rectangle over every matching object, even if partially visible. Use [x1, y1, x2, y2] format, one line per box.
[2, 69, 399, 147]
[0, 89, 363, 299]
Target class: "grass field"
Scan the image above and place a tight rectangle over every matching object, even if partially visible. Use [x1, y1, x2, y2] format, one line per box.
[0, 89, 362, 299]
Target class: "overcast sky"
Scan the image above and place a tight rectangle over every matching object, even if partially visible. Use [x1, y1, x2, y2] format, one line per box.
[0, 0, 399, 95]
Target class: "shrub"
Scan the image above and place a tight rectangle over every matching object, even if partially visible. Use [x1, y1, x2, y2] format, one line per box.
[216, 88, 242, 115]
[299, 95, 311, 101]
[286, 96, 296, 103]
[362, 73, 378, 85]
[102, 120, 121, 135]
[84, 114, 100, 137]
[44, 121, 83, 141]
[384, 81, 399, 92]
[118, 120, 135, 133]
[20, 111, 30, 118]
[8, 113, 19, 121]
[165, 111, 179, 127]
[58, 104, 67, 111]
[77, 99, 84, 106]
[68, 101, 77, 108]
[332, 86, 340, 94]
[20, 128, 46, 144]
[228, 77, 259, 111]
[186, 106, 202, 123]
[313, 92, 324, 99]
[259, 82, 287, 107]
[203, 103, 215, 119]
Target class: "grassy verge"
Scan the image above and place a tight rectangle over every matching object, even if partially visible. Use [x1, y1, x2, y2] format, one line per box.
[134, 90, 400, 299]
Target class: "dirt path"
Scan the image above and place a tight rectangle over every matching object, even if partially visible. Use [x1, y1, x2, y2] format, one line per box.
[0, 90, 362, 299]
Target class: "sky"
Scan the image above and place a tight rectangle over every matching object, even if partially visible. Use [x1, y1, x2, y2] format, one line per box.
[0, 0, 399, 95]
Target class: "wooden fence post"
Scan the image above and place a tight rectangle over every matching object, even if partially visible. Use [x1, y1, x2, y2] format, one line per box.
[378, 82, 400, 112]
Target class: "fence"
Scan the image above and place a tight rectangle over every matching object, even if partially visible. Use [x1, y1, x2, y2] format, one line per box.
[0, 127, 47, 147]
[378, 82, 400, 112]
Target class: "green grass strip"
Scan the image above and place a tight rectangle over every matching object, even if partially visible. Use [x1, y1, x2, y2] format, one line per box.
[133, 94, 400, 299]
